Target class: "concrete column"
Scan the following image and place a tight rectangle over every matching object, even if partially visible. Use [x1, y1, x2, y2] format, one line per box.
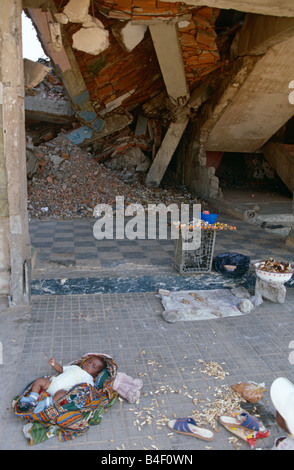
[0, 0, 31, 310]
[145, 119, 189, 187]
[146, 22, 190, 187]
[149, 22, 190, 108]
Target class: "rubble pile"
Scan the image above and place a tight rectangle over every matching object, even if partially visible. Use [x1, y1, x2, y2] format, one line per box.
[92, 125, 153, 178]
[27, 131, 200, 220]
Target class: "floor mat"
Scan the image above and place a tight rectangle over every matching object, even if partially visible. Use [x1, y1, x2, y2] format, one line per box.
[159, 288, 243, 322]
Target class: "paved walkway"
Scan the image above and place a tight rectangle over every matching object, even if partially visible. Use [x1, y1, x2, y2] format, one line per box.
[0, 212, 294, 451]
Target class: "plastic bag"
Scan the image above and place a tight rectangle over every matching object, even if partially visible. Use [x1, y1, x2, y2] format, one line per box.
[214, 252, 250, 278]
[231, 381, 267, 403]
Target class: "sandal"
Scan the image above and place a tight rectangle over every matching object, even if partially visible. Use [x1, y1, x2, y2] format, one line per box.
[219, 412, 266, 432]
[167, 417, 215, 441]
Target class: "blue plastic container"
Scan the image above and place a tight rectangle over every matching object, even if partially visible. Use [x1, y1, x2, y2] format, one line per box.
[199, 212, 218, 224]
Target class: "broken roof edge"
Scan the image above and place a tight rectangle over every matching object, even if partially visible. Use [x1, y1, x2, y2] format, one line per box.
[24, 1, 240, 148]
[24, 4, 113, 135]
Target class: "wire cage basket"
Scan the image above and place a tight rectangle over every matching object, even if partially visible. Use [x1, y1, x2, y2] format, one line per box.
[174, 229, 216, 274]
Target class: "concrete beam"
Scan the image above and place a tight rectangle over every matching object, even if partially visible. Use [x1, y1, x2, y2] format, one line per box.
[205, 35, 294, 153]
[160, 0, 294, 17]
[238, 14, 294, 56]
[149, 22, 189, 107]
[262, 142, 294, 193]
[65, 112, 133, 146]
[145, 119, 189, 187]
[26, 5, 106, 132]
[25, 94, 75, 124]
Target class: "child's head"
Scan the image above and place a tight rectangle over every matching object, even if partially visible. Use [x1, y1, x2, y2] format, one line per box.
[81, 356, 106, 378]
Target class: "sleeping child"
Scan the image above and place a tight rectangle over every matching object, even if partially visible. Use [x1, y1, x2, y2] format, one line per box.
[19, 356, 106, 413]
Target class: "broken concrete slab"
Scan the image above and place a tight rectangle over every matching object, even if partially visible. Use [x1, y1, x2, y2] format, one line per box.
[62, 0, 90, 24]
[255, 277, 287, 303]
[65, 112, 132, 146]
[23, 59, 51, 90]
[104, 146, 151, 172]
[112, 21, 147, 52]
[27, 6, 105, 131]
[72, 16, 110, 55]
[145, 119, 189, 187]
[205, 34, 294, 153]
[25, 93, 75, 124]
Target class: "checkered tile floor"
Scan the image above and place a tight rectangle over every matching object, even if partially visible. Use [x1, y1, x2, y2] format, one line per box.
[29, 215, 294, 273]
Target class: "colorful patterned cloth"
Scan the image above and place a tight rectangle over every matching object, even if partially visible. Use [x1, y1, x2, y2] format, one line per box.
[12, 353, 118, 445]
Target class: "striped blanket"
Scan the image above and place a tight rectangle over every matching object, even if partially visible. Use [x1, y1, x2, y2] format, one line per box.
[12, 353, 118, 445]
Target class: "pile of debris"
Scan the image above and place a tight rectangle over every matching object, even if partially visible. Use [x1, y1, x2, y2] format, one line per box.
[25, 58, 201, 220]
[27, 130, 200, 220]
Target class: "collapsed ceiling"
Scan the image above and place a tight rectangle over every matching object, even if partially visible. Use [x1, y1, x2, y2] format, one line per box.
[25, 1, 240, 136]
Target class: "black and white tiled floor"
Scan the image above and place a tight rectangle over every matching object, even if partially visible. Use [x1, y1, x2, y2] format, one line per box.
[29, 215, 294, 272]
[28, 215, 294, 295]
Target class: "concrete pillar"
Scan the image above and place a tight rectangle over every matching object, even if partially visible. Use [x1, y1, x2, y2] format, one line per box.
[0, 0, 31, 310]
[146, 22, 190, 187]
[149, 22, 190, 110]
[145, 119, 189, 187]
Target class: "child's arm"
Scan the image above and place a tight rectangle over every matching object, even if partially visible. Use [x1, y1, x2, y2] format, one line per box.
[48, 357, 63, 374]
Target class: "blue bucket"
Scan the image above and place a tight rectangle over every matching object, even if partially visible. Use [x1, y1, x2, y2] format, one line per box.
[199, 212, 218, 224]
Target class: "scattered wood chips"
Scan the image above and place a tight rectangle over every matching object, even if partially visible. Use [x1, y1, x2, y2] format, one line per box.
[120, 356, 245, 449]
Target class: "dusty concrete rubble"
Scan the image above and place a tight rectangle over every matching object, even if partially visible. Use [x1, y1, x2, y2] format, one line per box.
[25, 60, 202, 219]
[24, 1, 294, 230]
[24, 1, 228, 195]
[27, 130, 201, 220]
